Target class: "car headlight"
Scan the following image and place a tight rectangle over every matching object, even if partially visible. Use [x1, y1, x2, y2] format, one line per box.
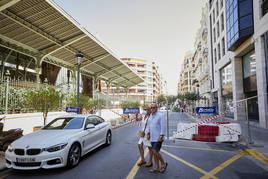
[43, 143, 68, 153]
[7, 145, 14, 152]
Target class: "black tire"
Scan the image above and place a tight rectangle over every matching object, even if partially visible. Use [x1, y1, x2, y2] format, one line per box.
[105, 131, 112, 146]
[66, 143, 81, 168]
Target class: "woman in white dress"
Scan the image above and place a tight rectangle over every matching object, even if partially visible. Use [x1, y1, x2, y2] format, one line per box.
[137, 108, 153, 167]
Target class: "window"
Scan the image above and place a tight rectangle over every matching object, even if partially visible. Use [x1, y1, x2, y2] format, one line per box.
[220, 0, 223, 8]
[220, 63, 232, 96]
[222, 37, 226, 56]
[218, 43, 221, 59]
[216, 1, 219, 16]
[221, 13, 224, 31]
[217, 21, 220, 37]
[213, 10, 215, 23]
[43, 117, 84, 130]
[214, 48, 217, 63]
[243, 51, 256, 78]
[264, 32, 268, 81]
[96, 116, 105, 124]
[86, 116, 102, 126]
[213, 28, 216, 42]
[243, 51, 257, 93]
[226, 0, 254, 50]
[262, 0, 268, 16]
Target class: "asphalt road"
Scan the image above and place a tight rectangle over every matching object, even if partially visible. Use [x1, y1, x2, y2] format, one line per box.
[1, 112, 268, 179]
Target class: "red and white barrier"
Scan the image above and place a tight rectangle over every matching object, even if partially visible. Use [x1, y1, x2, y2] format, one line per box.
[173, 122, 241, 143]
[173, 123, 197, 140]
[216, 123, 241, 142]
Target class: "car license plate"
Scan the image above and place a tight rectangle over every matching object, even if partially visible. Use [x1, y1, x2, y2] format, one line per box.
[16, 157, 36, 163]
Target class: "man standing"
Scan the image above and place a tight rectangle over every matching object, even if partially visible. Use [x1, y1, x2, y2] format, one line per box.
[147, 103, 168, 173]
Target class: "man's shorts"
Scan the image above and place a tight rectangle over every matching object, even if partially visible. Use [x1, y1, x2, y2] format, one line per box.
[151, 142, 163, 153]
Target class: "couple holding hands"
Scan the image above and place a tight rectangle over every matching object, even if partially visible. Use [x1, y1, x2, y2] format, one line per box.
[137, 103, 168, 173]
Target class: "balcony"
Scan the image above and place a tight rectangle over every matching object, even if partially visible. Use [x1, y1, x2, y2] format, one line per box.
[197, 42, 202, 51]
[203, 48, 208, 59]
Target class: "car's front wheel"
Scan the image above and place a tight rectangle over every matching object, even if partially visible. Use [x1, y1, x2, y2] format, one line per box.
[67, 143, 81, 168]
[105, 131, 112, 146]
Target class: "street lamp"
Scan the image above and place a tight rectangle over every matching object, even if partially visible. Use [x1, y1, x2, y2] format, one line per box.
[5, 70, 11, 114]
[75, 52, 84, 114]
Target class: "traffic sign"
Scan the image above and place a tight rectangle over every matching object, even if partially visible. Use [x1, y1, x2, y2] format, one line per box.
[196, 107, 217, 114]
[66, 107, 79, 113]
[123, 107, 140, 114]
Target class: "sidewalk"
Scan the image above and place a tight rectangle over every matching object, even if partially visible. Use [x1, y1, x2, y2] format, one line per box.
[186, 112, 268, 157]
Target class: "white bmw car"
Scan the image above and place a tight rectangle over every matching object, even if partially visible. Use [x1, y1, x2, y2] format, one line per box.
[5, 114, 112, 170]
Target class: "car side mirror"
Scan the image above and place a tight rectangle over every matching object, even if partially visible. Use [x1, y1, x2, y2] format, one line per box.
[86, 124, 95, 130]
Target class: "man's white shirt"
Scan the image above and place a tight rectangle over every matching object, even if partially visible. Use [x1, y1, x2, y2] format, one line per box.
[147, 111, 166, 142]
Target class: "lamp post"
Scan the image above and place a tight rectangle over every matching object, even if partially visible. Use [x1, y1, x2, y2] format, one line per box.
[75, 52, 84, 114]
[5, 70, 11, 114]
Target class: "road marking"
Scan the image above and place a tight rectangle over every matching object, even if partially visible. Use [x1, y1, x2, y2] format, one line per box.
[126, 149, 148, 179]
[163, 144, 236, 153]
[244, 149, 268, 165]
[161, 149, 218, 179]
[200, 151, 246, 179]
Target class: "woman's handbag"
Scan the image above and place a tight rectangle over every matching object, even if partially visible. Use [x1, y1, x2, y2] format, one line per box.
[139, 130, 145, 137]
[139, 116, 148, 138]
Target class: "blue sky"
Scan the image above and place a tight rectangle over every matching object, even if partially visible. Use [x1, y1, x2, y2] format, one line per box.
[54, 0, 207, 95]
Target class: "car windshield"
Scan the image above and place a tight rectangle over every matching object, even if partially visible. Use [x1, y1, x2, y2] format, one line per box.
[43, 117, 85, 130]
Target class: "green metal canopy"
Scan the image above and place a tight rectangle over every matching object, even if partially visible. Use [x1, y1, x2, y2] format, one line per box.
[0, 0, 144, 87]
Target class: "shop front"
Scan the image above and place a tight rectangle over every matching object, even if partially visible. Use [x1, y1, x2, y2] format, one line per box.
[243, 50, 259, 120]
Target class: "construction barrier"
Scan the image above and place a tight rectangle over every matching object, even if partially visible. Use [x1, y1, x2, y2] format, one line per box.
[174, 122, 241, 143]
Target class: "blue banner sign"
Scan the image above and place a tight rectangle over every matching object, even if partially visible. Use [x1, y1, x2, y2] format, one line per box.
[66, 107, 79, 113]
[123, 107, 140, 114]
[196, 107, 217, 114]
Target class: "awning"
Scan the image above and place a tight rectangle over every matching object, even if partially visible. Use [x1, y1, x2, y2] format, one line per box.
[0, 0, 144, 87]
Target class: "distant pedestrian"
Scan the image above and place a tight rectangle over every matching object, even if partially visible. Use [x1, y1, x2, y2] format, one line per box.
[147, 103, 168, 173]
[136, 108, 153, 167]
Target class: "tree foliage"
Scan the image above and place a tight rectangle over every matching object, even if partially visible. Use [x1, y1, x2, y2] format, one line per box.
[66, 93, 104, 111]
[25, 87, 61, 125]
[156, 94, 166, 104]
[166, 95, 177, 104]
[183, 92, 201, 101]
[120, 101, 140, 108]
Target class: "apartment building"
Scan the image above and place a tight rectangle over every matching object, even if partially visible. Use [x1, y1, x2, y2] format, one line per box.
[208, 0, 268, 128]
[178, 6, 210, 107]
[178, 51, 195, 94]
[101, 58, 163, 104]
[254, 0, 268, 128]
[208, 0, 235, 118]
[193, 5, 211, 106]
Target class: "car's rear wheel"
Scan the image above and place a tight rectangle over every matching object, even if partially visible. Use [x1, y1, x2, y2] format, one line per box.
[105, 131, 112, 146]
[67, 143, 81, 168]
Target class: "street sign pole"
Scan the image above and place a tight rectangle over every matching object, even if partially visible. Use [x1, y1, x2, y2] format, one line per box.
[167, 107, 169, 140]
[75, 52, 84, 114]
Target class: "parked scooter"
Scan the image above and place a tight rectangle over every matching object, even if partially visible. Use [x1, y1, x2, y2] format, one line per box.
[0, 116, 23, 151]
